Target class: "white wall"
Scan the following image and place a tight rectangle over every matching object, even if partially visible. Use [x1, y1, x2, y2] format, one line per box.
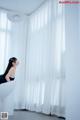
[65, 5, 80, 120]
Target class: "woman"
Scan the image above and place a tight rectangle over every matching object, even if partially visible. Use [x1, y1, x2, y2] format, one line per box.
[0, 57, 19, 84]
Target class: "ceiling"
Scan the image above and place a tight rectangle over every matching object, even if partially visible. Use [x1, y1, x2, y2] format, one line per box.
[0, 0, 46, 15]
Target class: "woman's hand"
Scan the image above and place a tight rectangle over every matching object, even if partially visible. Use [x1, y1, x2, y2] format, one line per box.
[5, 76, 10, 82]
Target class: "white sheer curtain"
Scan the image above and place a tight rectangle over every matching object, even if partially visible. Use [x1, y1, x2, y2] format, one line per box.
[0, 11, 12, 74]
[25, 0, 65, 117]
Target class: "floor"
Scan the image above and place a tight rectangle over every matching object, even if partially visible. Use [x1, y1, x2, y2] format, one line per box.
[8, 111, 65, 120]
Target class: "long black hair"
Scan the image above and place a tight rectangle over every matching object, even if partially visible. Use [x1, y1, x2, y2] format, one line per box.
[3, 57, 17, 77]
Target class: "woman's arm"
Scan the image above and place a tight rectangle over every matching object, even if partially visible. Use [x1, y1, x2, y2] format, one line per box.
[5, 67, 15, 82]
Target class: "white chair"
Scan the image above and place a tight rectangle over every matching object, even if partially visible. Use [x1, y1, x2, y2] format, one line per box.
[0, 81, 15, 115]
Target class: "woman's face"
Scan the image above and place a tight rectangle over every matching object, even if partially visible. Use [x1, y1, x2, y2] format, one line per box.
[12, 60, 19, 66]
